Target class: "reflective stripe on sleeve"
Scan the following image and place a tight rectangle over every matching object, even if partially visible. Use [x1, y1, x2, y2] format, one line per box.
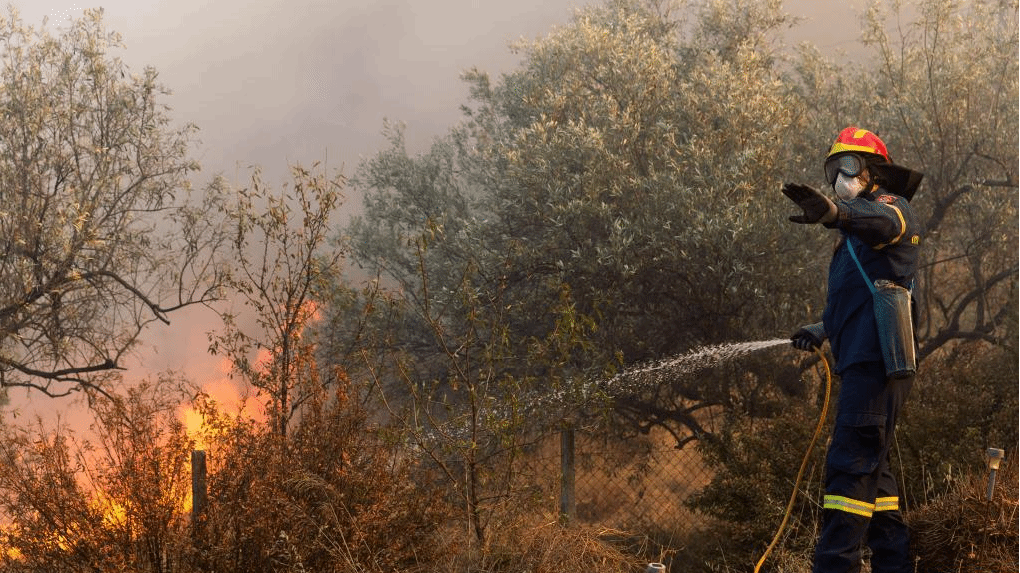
[874, 203, 907, 249]
[823, 495, 875, 517]
[874, 496, 900, 512]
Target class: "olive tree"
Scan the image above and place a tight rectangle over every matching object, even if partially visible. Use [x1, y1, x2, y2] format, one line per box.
[0, 8, 226, 398]
[691, 0, 1018, 565]
[334, 4, 828, 548]
[794, 0, 1018, 357]
[478, 0, 815, 439]
[343, 0, 824, 448]
[864, 0, 1018, 357]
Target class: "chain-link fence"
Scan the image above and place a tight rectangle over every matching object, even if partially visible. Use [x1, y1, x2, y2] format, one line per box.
[514, 423, 718, 532]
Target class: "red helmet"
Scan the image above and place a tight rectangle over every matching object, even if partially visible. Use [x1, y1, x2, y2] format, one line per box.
[826, 127, 890, 163]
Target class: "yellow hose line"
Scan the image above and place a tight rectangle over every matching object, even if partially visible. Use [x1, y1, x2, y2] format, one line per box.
[753, 346, 832, 573]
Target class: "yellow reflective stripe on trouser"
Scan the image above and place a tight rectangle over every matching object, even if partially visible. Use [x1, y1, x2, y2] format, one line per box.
[874, 496, 899, 512]
[824, 495, 875, 517]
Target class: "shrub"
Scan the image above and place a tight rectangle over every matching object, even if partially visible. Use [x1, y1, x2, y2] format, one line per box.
[909, 456, 1018, 573]
[197, 381, 449, 572]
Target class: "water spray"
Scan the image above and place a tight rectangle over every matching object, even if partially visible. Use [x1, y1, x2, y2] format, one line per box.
[518, 338, 794, 422]
[602, 338, 791, 398]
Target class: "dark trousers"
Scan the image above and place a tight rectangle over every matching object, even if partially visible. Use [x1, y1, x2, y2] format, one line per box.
[813, 361, 913, 573]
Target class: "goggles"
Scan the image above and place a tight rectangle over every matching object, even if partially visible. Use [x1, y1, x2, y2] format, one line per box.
[824, 153, 866, 185]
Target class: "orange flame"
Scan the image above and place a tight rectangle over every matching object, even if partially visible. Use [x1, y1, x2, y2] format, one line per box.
[178, 357, 268, 451]
[179, 297, 319, 448]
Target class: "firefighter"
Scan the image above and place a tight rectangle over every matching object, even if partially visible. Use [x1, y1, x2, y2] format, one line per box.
[783, 127, 924, 573]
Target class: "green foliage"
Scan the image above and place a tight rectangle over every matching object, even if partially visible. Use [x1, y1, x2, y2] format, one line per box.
[339, 2, 825, 481]
[683, 355, 827, 569]
[898, 341, 1019, 504]
[494, 0, 810, 356]
[0, 7, 227, 398]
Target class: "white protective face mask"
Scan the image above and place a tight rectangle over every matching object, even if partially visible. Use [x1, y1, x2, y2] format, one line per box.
[833, 172, 868, 201]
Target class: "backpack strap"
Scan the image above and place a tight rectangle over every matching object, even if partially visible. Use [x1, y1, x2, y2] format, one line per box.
[845, 233, 916, 293]
[844, 234, 878, 295]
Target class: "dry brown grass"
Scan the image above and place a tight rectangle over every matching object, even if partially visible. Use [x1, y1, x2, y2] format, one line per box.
[435, 513, 648, 573]
[908, 458, 1019, 573]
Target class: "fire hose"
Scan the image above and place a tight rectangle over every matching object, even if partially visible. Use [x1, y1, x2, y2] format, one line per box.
[753, 345, 832, 573]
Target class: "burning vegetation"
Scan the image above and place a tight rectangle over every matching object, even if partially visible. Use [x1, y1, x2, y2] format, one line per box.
[0, 0, 1016, 571]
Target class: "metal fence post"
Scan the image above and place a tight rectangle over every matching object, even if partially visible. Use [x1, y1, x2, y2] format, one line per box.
[560, 425, 576, 521]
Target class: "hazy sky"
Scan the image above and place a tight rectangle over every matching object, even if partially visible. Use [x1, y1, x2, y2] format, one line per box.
[20, 0, 868, 184]
[6, 0, 872, 416]
[23, 0, 600, 180]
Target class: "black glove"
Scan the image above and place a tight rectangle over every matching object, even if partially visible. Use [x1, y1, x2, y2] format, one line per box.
[791, 323, 825, 351]
[782, 183, 836, 224]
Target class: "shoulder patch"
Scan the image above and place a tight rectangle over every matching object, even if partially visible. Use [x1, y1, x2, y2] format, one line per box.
[876, 194, 895, 204]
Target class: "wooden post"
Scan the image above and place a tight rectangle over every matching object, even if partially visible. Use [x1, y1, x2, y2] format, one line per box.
[560, 425, 576, 521]
[191, 450, 208, 532]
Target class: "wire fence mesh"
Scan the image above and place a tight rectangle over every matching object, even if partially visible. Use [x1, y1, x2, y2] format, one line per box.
[513, 423, 718, 532]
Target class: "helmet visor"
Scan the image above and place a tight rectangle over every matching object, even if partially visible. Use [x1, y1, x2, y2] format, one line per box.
[825, 153, 866, 185]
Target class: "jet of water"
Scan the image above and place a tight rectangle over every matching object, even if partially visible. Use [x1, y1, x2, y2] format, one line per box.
[601, 338, 791, 398]
[520, 338, 792, 418]
[423, 338, 793, 444]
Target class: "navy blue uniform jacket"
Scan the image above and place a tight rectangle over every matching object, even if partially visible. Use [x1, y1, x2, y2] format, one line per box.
[821, 190, 921, 374]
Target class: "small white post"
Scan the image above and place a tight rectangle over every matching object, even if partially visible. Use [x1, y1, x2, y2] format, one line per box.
[986, 447, 1005, 500]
